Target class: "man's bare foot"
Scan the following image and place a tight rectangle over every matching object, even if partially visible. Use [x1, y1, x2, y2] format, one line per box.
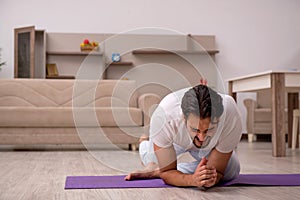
[139, 134, 149, 144]
[138, 134, 150, 166]
[125, 162, 159, 181]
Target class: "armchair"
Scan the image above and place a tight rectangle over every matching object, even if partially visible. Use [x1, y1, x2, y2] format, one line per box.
[243, 90, 288, 142]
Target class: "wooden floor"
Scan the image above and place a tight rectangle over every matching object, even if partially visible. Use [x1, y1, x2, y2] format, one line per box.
[0, 141, 300, 200]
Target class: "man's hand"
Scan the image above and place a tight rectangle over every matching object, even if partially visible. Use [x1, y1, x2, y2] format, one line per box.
[191, 157, 217, 188]
[125, 162, 159, 181]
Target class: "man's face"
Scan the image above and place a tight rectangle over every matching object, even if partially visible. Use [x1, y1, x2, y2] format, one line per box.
[185, 113, 217, 148]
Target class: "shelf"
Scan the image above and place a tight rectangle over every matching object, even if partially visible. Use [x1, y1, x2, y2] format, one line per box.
[46, 51, 103, 56]
[106, 61, 133, 66]
[132, 49, 219, 55]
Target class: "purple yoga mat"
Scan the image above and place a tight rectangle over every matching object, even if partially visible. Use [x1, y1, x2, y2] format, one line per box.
[65, 175, 173, 189]
[218, 174, 300, 187]
[65, 174, 300, 189]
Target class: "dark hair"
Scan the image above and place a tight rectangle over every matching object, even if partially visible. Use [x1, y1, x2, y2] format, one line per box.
[181, 85, 224, 120]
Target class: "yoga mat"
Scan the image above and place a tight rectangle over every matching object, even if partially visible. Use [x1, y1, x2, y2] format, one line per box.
[65, 175, 173, 189]
[65, 174, 300, 189]
[218, 174, 300, 187]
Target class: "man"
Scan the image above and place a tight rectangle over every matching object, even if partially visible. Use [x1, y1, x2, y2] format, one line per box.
[125, 84, 242, 188]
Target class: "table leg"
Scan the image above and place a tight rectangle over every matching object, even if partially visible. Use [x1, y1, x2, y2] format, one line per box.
[288, 93, 299, 148]
[228, 81, 237, 101]
[271, 73, 286, 157]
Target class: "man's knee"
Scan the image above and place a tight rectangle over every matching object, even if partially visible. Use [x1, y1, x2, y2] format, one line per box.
[223, 152, 240, 181]
[177, 161, 199, 174]
[139, 140, 158, 166]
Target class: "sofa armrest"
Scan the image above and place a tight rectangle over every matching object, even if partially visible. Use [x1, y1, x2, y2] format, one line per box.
[138, 93, 161, 129]
[243, 99, 257, 133]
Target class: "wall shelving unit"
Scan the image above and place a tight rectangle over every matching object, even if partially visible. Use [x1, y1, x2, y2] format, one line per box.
[15, 29, 220, 94]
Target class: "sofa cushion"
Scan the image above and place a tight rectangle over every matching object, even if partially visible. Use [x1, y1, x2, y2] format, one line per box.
[254, 108, 288, 122]
[0, 107, 143, 127]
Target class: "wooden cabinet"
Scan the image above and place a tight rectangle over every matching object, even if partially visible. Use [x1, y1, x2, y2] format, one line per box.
[14, 26, 45, 78]
[46, 51, 104, 79]
[14, 30, 220, 94]
[101, 34, 220, 92]
[104, 61, 134, 79]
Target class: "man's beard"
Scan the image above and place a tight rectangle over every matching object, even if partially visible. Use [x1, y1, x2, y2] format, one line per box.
[193, 136, 203, 148]
[193, 135, 211, 148]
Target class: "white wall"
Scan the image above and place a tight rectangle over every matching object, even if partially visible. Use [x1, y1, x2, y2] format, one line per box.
[1, 0, 300, 132]
[1, 0, 300, 79]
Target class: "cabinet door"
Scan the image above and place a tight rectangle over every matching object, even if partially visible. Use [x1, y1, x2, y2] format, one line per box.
[14, 26, 35, 78]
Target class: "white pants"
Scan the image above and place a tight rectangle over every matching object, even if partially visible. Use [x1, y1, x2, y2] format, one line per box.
[139, 140, 240, 181]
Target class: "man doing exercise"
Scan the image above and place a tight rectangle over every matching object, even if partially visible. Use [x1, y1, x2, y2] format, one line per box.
[126, 84, 242, 188]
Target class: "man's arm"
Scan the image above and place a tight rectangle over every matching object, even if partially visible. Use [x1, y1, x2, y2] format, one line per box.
[206, 148, 233, 185]
[125, 144, 232, 187]
[154, 143, 217, 187]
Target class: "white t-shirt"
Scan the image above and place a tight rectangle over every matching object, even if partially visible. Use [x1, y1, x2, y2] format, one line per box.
[150, 87, 242, 157]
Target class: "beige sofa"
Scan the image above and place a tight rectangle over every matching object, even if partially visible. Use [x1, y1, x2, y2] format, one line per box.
[0, 79, 161, 150]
